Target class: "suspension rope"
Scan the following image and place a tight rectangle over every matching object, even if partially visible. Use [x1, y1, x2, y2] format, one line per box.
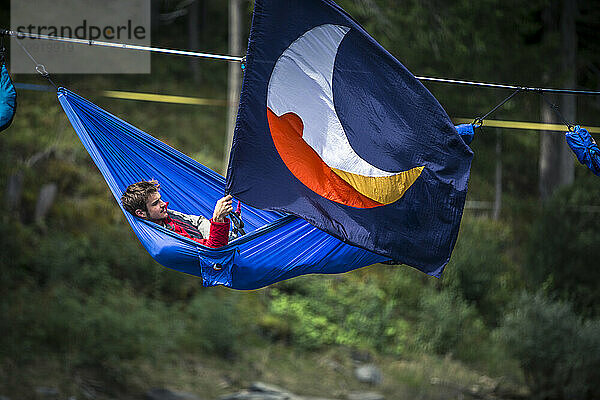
[473, 88, 523, 127]
[0, 29, 243, 63]
[539, 92, 575, 132]
[0, 29, 595, 134]
[2, 28, 600, 95]
[10, 33, 58, 90]
[415, 76, 600, 96]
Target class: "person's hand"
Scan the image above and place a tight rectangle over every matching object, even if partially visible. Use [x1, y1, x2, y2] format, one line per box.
[213, 195, 233, 222]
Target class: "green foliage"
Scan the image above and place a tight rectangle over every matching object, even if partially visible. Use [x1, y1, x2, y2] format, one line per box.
[263, 269, 500, 364]
[415, 288, 485, 360]
[1, 259, 246, 366]
[527, 174, 600, 316]
[178, 291, 241, 357]
[379, 263, 514, 371]
[0, 221, 39, 287]
[264, 275, 405, 353]
[0, 216, 234, 366]
[444, 217, 520, 325]
[1, 283, 177, 366]
[499, 292, 600, 400]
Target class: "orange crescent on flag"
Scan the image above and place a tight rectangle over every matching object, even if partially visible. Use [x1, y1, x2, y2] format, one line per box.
[267, 108, 383, 208]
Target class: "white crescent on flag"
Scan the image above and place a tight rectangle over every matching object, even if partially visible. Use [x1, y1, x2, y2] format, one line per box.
[266, 24, 424, 207]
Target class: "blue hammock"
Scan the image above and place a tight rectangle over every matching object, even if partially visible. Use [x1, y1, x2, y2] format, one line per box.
[0, 62, 17, 132]
[58, 88, 390, 290]
[566, 126, 600, 176]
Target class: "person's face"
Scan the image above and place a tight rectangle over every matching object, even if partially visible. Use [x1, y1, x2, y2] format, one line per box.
[136, 191, 167, 222]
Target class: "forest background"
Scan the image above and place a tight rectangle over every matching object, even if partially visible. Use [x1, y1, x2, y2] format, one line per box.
[1, 1, 599, 399]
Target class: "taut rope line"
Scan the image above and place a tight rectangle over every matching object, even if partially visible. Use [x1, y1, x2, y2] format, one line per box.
[2, 28, 600, 96]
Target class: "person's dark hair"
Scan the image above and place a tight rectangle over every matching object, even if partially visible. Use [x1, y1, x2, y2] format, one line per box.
[121, 180, 160, 215]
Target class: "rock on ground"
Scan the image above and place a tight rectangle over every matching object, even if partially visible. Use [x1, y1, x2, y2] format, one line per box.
[354, 365, 382, 386]
[145, 388, 203, 400]
[35, 387, 59, 399]
[220, 381, 338, 400]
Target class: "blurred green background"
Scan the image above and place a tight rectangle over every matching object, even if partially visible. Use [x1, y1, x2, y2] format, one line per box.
[1, 1, 599, 399]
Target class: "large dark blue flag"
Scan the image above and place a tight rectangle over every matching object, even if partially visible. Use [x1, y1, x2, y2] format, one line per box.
[226, 0, 473, 277]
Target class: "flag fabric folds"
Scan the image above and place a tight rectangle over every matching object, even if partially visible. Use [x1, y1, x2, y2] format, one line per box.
[226, 0, 473, 277]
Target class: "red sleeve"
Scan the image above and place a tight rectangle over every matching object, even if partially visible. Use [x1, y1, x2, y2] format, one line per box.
[192, 218, 230, 248]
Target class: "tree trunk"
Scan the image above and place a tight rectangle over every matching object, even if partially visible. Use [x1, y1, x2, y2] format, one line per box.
[188, 0, 200, 83]
[35, 183, 57, 224]
[201, 0, 207, 44]
[539, 96, 560, 200]
[539, 0, 577, 199]
[223, 0, 242, 175]
[5, 171, 24, 215]
[151, 0, 161, 33]
[559, 0, 577, 185]
[493, 129, 502, 220]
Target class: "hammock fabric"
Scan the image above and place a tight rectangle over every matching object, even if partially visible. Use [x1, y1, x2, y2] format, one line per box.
[58, 88, 389, 290]
[0, 62, 17, 132]
[455, 124, 474, 145]
[566, 126, 600, 176]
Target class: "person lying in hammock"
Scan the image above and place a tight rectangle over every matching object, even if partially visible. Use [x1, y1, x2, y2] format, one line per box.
[121, 180, 233, 248]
